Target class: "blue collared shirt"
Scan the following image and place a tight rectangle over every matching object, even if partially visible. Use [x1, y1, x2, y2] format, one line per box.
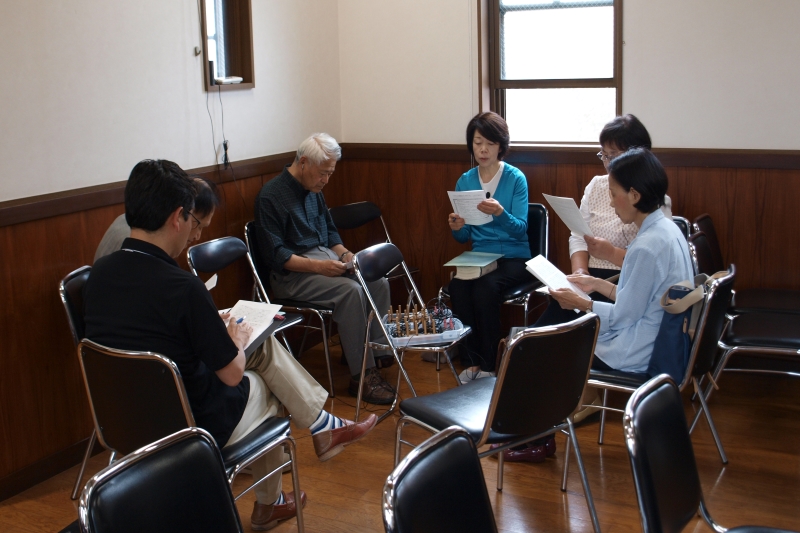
[592, 210, 694, 372]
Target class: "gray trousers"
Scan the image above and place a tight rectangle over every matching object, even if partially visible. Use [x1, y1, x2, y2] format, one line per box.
[271, 247, 391, 377]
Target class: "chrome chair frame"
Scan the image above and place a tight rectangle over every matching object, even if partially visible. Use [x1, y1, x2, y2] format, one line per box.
[244, 221, 335, 396]
[352, 243, 469, 423]
[672, 215, 693, 240]
[59, 265, 108, 501]
[584, 268, 735, 465]
[79, 427, 247, 533]
[394, 313, 603, 533]
[382, 426, 498, 533]
[77, 340, 302, 507]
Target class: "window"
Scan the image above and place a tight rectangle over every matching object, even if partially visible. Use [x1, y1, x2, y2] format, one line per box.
[489, 0, 622, 143]
[200, 0, 255, 90]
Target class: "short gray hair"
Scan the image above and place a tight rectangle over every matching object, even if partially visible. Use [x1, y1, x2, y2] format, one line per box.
[295, 133, 342, 165]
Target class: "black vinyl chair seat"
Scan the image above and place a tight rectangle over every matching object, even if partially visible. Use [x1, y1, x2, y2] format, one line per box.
[399, 379, 521, 444]
[588, 369, 650, 389]
[731, 289, 800, 316]
[503, 278, 544, 301]
[220, 417, 291, 472]
[724, 312, 800, 349]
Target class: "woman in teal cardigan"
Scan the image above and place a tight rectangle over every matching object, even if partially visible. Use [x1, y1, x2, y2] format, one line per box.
[448, 112, 530, 383]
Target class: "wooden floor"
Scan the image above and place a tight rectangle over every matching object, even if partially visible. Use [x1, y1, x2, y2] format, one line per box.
[1, 342, 799, 532]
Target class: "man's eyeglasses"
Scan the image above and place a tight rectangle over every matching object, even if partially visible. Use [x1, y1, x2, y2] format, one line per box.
[187, 211, 202, 229]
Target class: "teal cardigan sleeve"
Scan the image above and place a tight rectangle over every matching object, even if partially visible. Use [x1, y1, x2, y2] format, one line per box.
[451, 171, 474, 243]
[491, 167, 528, 239]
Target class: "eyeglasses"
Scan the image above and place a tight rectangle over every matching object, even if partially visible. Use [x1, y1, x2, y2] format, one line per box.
[187, 211, 202, 229]
[597, 150, 622, 162]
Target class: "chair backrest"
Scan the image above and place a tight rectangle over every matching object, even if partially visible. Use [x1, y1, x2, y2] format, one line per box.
[687, 232, 717, 277]
[685, 266, 735, 380]
[329, 201, 382, 230]
[187, 236, 249, 274]
[692, 214, 725, 273]
[672, 216, 692, 240]
[354, 242, 425, 309]
[78, 339, 195, 456]
[383, 426, 498, 533]
[485, 313, 599, 439]
[527, 203, 548, 259]
[624, 375, 703, 533]
[59, 265, 91, 346]
[80, 427, 243, 533]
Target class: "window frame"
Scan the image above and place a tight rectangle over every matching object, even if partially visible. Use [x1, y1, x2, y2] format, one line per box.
[199, 0, 255, 91]
[488, 0, 623, 142]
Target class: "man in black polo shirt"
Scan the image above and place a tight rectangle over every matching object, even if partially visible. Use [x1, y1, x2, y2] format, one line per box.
[84, 160, 377, 531]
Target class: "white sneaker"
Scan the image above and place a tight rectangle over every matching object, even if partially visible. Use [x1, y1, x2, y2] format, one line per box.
[458, 369, 495, 384]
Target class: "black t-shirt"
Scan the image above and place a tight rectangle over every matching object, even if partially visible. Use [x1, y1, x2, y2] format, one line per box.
[83, 238, 249, 446]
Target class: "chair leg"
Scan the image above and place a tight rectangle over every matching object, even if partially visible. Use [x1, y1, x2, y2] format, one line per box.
[689, 372, 720, 434]
[568, 418, 602, 533]
[598, 389, 609, 445]
[497, 447, 505, 491]
[279, 332, 293, 358]
[445, 350, 461, 387]
[692, 377, 728, 464]
[318, 313, 335, 398]
[394, 418, 406, 467]
[108, 451, 116, 465]
[561, 430, 571, 492]
[70, 430, 97, 500]
[286, 438, 304, 533]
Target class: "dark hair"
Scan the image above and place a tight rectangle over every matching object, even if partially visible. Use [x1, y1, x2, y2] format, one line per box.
[192, 177, 220, 217]
[125, 160, 196, 231]
[607, 148, 667, 214]
[599, 114, 652, 151]
[466, 112, 510, 160]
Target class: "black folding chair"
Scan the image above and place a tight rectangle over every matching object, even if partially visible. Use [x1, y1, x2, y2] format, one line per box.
[352, 243, 471, 423]
[694, 213, 800, 315]
[439, 202, 549, 327]
[328, 200, 420, 288]
[244, 221, 336, 395]
[624, 375, 799, 533]
[77, 339, 303, 524]
[672, 215, 693, 240]
[587, 267, 735, 464]
[79, 428, 244, 533]
[58, 265, 102, 501]
[382, 426, 498, 533]
[395, 313, 602, 533]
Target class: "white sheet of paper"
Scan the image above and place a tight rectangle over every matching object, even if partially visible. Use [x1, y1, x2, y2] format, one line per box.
[448, 190, 492, 226]
[542, 194, 594, 237]
[225, 301, 282, 350]
[204, 273, 218, 290]
[525, 255, 590, 312]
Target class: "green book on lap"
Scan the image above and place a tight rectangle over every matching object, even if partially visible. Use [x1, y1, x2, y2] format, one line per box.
[444, 251, 504, 280]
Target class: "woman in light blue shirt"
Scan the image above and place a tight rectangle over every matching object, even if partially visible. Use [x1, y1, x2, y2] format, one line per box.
[447, 112, 530, 383]
[550, 148, 693, 373]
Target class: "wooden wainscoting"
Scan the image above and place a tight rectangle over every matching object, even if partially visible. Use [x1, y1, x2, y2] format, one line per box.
[2, 144, 800, 501]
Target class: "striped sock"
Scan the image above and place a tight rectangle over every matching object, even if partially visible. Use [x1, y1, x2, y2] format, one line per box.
[308, 410, 345, 435]
[273, 492, 285, 506]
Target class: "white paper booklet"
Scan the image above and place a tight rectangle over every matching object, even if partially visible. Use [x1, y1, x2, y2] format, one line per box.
[542, 194, 594, 237]
[448, 190, 492, 226]
[224, 300, 282, 350]
[525, 254, 590, 304]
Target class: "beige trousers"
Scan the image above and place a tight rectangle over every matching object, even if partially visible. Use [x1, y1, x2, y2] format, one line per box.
[224, 335, 329, 503]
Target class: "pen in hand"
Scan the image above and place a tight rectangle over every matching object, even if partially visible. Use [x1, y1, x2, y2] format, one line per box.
[235, 316, 246, 324]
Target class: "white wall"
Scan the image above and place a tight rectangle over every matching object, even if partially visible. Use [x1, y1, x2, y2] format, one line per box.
[0, 0, 341, 202]
[2, 0, 800, 202]
[337, 0, 478, 144]
[624, 0, 800, 149]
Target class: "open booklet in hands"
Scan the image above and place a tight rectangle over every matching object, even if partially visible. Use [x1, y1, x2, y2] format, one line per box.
[220, 300, 283, 351]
